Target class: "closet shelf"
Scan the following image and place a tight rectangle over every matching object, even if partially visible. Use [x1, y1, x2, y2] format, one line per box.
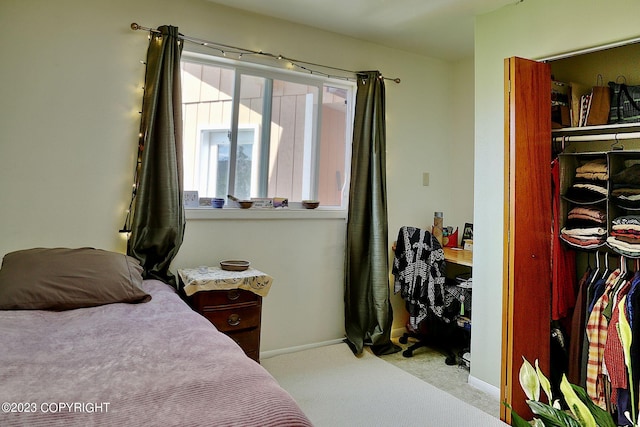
[561, 195, 607, 205]
[559, 236, 606, 251]
[553, 122, 640, 136]
[606, 243, 640, 259]
[613, 203, 640, 211]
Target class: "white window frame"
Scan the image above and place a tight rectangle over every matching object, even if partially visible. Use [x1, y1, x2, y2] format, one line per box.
[197, 126, 259, 198]
[182, 51, 355, 213]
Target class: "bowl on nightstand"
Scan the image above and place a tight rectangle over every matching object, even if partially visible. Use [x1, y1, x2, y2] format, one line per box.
[220, 260, 250, 271]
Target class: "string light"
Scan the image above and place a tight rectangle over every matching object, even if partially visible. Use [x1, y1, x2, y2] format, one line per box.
[130, 22, 401, 84]
[121, 29, 155, 235]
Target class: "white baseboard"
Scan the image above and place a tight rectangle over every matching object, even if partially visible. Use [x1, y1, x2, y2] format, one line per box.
[468, 374, 500, 400]
[262, 329, 408, 360]
[260, 338, 345, 360]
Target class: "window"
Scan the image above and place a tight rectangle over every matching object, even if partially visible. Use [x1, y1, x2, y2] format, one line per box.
[181, 53, 354, 207]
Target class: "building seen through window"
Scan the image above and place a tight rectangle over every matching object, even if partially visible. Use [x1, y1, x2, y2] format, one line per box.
[181, 55, 354, 207]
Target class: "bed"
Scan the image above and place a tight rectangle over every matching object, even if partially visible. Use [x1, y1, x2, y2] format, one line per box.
[0, 248, 312, 426]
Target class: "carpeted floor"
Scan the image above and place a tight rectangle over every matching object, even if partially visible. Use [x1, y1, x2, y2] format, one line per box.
[262, 342, 507, 427]
[379, 337, 500, 417]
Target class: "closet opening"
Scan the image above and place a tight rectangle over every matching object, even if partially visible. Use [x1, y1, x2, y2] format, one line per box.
[547, 40, 640, 427]
[502, 36, 640, 424]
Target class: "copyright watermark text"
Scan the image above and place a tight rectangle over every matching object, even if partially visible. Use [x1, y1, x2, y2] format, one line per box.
[2, 401, 110, 414]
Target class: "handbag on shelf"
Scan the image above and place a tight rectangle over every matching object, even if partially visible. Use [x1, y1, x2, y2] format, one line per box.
[570, 81, 590, 127]
[608, 78, 640, 123]
[585, 76, 610, 126]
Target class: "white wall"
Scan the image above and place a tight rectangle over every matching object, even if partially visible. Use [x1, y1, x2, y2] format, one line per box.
[450, 57, 475, 235]
[0, 0, 475, 354]
[474, 0, 640, 389]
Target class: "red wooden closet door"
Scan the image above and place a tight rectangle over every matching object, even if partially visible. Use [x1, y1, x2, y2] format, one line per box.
[501, 56, 552, 423]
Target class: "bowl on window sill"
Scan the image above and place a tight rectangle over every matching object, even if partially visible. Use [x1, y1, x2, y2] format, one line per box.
[238, 200, 254, 209]
[302, 200, 320, 209]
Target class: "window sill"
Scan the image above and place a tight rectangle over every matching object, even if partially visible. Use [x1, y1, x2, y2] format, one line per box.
[185, 207, 347, 221]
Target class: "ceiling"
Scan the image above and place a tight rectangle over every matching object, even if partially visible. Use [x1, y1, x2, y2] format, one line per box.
[207, 0, 519, 61]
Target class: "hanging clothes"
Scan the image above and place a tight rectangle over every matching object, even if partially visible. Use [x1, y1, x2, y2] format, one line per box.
[580, 259, 611, 388]
[552, 158, 577, 320]
[627, 270, 640, 416]
[567, 266, 592, 385]
[604, 284, 632, 425]
[586, 268, 621, 409]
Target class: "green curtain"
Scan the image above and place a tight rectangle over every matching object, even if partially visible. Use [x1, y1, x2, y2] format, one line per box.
[128, 26, 185, 287]
[344, 71, 399, 356]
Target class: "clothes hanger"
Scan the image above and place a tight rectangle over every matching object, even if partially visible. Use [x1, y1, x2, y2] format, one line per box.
[609, 256, 631, 303]
[620, 255, 629, 283]
[601, 252, 611, 280]
[611, 133, 624, 151]
[589, 250, 601, 286]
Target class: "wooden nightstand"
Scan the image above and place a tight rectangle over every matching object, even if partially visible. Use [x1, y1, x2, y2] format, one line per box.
[178, 266, 273, 363]
[188, 289, 262, 362]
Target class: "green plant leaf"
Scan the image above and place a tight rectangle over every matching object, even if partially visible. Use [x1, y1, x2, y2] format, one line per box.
[536, 358, 553, 403]
[560, 374, 596, 427]
[527, 400, 581, 427]
[520, 356, 540, 401]
[509, 409, 532, 427]
[617, 296, 636, 426]
[618, 297, 633, 370]
[570, 384, 616, 427]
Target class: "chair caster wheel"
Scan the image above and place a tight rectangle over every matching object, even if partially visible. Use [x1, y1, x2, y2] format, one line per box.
[402, 349, 414, 358]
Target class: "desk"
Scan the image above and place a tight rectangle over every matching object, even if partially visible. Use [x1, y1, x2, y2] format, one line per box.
[443, 247, 472, 368]
[443, 247, 473, 267]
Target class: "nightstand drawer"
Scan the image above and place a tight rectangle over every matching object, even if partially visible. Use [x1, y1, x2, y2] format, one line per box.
[183, 284, 264, 363]
[191, 289, 259, 310]
[227, 328, 260, 353]
[202, 304, 261, 332]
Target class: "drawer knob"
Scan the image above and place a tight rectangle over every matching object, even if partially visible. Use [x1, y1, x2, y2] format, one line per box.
[227, 290, 241, 301]
[227, 313, 241, 326]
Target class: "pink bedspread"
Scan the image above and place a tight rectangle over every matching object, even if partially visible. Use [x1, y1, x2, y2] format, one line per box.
[0, 280, 312, 426]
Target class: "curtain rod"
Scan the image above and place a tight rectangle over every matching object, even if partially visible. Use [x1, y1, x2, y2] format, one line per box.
[131, 23, 400, 84]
